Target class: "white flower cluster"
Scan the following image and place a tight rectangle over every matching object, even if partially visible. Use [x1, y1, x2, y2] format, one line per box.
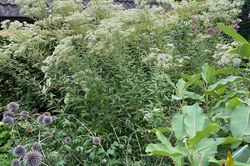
[213, 42, 242, 67]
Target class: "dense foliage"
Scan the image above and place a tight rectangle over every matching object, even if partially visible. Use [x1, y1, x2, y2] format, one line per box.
[0, 0, 248, 165]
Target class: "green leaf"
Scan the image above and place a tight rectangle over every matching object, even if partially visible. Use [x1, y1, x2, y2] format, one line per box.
[184, 91, 205, 102]
[233, 145, 249, 161]
[239, 43, 250, 58]
[207, 76, 242, 92]
[189, 123, 219, 147]
[216, 68, 244, 75]
[226, 97, 243, 109]
[194, 138, 225, 153]
[217, 23, 248, 43]
[183, 103, 205, 138]
[172, 114, 187, 140]
[146, 130, 184, 157]
[201, 63, 216, 84]
[193, 146, 217, 166]
[230, 105, 250, 138]
[176, 79, 186, 97]
[146, 143, 183, 156]
[151, 128, 173, 133]
[213, 90, 245, 109]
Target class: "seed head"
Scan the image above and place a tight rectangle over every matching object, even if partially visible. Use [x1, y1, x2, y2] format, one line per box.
[64, 137, 72, 144]
[3, 111, 15, 118]
[36, 115, 44, 124]
[42, 116, 53, 125]
[6, 102, 19, 112]
[42, 132, 53, 138]
[42, 112, 51, 116]
[14, 145, 26, 156]
[23, 151, 43, 166]
[32, 142, 41, 151]
[2, 116, 14, 125]
[11, 159, 21, 166]
[20, 111, 29, 119]
[92, 136, 101, 145]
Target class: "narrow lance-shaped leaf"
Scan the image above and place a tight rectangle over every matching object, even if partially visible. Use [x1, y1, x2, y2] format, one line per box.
[217, 23, 248, 43]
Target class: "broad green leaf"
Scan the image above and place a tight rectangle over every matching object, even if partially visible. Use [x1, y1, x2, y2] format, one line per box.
[189, 123, 219, 147]
[193, 145, 217, 166]
[230, 105, 250, 138]
[194, 138, 225, 153]
[207, 76, 242, 92]
[183, 103, 205, 138]
[233, 145, 249, 161]
[146, 130, 184, 156]
[217, 23, 248, 43]
[239, 43, 250, 58]
[172, 114, 187, 140]
[201, 63, 216, 84]
[184, 91, 205, 102]
[146, 143, 183, 156]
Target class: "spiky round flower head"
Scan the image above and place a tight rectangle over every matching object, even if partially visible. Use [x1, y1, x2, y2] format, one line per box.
[36, 115, 44, 125]
[11, 159, 21, 166]
[42, 132, 53, 138]
[6, 102, 19, 112]
[92, 136, 101, 145]
[64, 137, 72, 144]
[42, 116, 53, 125]
[3, 111, 15, 118]
[23, 150, 43, 166]
[32, 142, 41, 151]
[14, 145, 26, 156]
[42, 112, 51, 116]
[2, 116, 14, 125]
[20, 111, 29, 119]
[125, 119, 131, 127]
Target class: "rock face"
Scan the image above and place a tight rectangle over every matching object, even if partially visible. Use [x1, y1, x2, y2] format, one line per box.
[0, 0, 32, 22]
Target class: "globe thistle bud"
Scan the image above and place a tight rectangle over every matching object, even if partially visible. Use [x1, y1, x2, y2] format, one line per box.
[11, 159, 21, 166]
[64, 137, 72, 144]
[20, 111, 29, 119]
[42, 116, 53, 125]
[125, 119, 131, 127]
[42, 112, 51, 116]
[6, 102, 19, 112]
[2, 116, 14, 125]
[13, 145, 26, 156]
[92, 136, 101, 145]
[32, 142, 41, 151]
[3, 111, 15, 118]
[36, 115, 44, 125]
[42, 132, 53, 138]
[23, 151, 43, 166]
